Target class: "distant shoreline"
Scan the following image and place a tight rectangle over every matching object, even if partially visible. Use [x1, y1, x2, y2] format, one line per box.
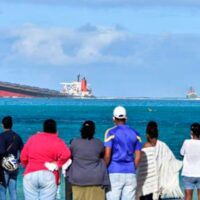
[95, 97, 198, 100]
[0, 96, 199, 101]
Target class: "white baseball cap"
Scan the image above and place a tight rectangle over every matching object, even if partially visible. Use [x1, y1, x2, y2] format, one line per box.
[113, 106, 127, 119]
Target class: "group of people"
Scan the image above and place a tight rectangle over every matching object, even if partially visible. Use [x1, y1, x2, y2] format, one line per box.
[0, 106, 199, 200]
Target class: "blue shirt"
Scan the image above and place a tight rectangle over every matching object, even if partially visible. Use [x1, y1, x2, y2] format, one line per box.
[104, 124, 142, 174]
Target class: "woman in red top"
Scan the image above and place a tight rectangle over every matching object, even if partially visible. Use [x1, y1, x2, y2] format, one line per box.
[20, 119, 71, 200]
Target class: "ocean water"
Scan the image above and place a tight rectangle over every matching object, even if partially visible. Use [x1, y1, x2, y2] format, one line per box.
[0, 98, 200, 199]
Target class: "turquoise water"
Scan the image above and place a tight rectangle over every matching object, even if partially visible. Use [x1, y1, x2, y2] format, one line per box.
[1, 98, 200, 199]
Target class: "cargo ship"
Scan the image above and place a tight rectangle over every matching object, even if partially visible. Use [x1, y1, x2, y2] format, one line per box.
[60, 75, 93, 98]
[0, 75, 94, 98]
[186, 87, 199, 99]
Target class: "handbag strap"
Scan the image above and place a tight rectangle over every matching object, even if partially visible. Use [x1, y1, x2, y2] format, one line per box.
[6, 134, 16, 153]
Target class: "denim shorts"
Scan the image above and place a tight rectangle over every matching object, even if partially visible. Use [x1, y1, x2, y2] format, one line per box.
[182, 176, 200, 189]
[106, 173, 137, 200]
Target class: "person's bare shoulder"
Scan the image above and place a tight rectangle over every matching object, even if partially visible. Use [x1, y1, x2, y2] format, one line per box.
[143, 142, 152, 148]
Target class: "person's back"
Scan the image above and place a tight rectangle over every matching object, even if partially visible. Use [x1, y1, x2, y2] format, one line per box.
[67, 120, 109, 200]
[137, 121, 160, 200]
[181, 139, 200, 177]
[180, 123, 200, 200]
[68, 138, 109, 186]
[20, 119, 71, 200]
[104, 106, 142, 200]
[21, 132, 70, 174]
[106, 125, 141, 173]
[0, 116, 23, 200]
[137, 121, 183, 200]
[0, 130, 23, 158]
[137, 147, 159, 200]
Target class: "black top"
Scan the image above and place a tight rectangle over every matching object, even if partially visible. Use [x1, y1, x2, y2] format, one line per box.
[0, 130, 23, 182]
[0, 130, 24, 159]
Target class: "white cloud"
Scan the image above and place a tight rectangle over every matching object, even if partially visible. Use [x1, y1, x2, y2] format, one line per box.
[3, 24, 126, 65]
[76, 28, 124, 61]
[10, 26, 71, 64]
[1, 24, 200, 69]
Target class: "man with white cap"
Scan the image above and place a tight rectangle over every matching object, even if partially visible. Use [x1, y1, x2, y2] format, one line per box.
[104, 106, 142, 200]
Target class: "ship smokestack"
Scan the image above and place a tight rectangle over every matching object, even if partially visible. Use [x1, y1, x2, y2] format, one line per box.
[81, 77, 87, 92]
[77, 74, 80, 82]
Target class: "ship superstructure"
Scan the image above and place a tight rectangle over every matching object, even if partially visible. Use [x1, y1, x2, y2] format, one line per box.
[186, 87, 199, 99]
[60, 75, 94, 97]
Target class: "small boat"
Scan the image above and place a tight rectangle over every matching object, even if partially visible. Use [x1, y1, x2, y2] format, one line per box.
[186, 87, 199, 99]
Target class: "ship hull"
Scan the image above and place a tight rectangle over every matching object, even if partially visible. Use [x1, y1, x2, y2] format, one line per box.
[0, 81, 94, 98]
[0, 90, 32, 97]
[0, 82, 65, 98]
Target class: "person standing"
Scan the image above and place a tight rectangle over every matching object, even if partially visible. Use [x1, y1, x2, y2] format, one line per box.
[180, 123, 200, 200]
[104, 106, 142, 200]
[67, 120, 110, 200]
[136, 121, 160, 200]
[137, 121, 183, 200]
[20, 119, 71, 200]
[0, 116, 24, 200]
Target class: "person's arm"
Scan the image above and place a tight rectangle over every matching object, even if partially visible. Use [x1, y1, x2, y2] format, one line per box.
[134, 150, 141, 169]
[180, 140, 186, 156]
[104, 147, 112, 166]
[0, 136, 6, 156]
[104, 129, 114, 166]
[134, 131, 142, 169]
[19, 136, 24, 152]
[20, 135, 34, 167]
[16, 136, 24, 163]
[56, 140, 71, 168]
[20, 142, 29, 167]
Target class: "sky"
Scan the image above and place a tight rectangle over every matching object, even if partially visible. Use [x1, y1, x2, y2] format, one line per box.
[0, 1, 200, 97]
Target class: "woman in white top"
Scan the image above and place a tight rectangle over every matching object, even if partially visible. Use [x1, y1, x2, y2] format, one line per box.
[180, 123, 200, 200]
[137, 121, 160, 200]
[137, 121, 183, 200]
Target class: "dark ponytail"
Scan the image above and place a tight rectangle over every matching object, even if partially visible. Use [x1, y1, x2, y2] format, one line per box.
[81, 120, 95, 140]
[146, 121, 158, 139]
[191, 123, 200, 138]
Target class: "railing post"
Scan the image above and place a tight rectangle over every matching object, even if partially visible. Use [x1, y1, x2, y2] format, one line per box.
[65, 177, 72, 200]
